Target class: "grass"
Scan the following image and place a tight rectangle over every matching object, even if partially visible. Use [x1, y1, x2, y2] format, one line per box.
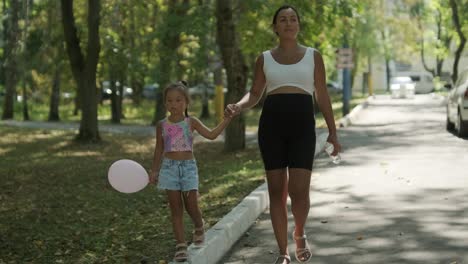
[0, 126, 264, 263]
[0, 93, 367, 263]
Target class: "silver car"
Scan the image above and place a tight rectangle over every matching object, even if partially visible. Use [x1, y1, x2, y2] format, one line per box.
[446, 68, 468, 137]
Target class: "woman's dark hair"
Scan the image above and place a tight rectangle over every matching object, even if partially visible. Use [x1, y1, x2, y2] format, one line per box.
[272, 5, 301, 25]
[163, 80, 190, 117]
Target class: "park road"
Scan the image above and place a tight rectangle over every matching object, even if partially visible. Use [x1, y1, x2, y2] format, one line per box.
[221, 94, 468, 264]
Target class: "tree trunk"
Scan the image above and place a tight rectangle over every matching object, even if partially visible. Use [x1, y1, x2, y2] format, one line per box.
[199, 0, 210, 119]
[22, 80, 29, 121]
[418, 18, 435, 77]
[128, 5, 142, 106]
[200, 84, 210, 119]
[21, 0, 31, 121]
[110, 78, 122, 124]
[0, 0, 7, 87]
[216, 0, 248, 152]
[49, 67, 61, 121]
[2, 0, 20, 120]
[380, 30, 390, 92]
[449, 0, 466, 83]
[153, 0, 189, 125]
[61, 0, 101, 142]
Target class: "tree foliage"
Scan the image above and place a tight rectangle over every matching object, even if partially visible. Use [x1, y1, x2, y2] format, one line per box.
[0, 0, 466, 142]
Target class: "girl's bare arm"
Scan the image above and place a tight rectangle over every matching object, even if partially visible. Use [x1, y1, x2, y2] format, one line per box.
[191, 117, 231, 140]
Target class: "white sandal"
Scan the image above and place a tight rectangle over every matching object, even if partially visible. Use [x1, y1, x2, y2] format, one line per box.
[292, 229, 312, 263]
[192, 219, 205, 247]
[274, 254, 291, 264]
[173, 242, 188, 262]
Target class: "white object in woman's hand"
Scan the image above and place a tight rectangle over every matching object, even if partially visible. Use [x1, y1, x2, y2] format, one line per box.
[326, 134, 341, 156]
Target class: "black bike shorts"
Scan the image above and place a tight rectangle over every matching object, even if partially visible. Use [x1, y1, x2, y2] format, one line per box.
[258, 93, 316, 171]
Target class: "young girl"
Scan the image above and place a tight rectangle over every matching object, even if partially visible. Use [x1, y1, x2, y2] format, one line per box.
[149, 81, 231, 262]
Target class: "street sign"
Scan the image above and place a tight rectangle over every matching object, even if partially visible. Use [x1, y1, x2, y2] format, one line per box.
[336, 63, 355, 69]
[336, 48, 353, 55]
[336, 48, 354, 69]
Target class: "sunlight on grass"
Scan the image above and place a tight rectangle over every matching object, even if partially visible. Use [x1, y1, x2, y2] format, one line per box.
[0, 126, 264, 263]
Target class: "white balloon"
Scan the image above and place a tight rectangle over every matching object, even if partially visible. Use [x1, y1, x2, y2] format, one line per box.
[108, 159, 149, 193]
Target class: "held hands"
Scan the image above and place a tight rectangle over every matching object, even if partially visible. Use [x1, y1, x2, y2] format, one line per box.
[327, 133, 342, 156]
[224, 104, 241, 118]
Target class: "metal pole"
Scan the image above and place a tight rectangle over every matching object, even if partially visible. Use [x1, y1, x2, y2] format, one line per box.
[342, 39, 351, 116]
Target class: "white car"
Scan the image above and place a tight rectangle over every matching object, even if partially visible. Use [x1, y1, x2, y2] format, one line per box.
[390, 76, 415, 99]
[395, 71, 434, 94]
[446, 68, 468, 137]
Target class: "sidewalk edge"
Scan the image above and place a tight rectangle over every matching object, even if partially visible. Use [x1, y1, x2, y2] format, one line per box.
[338, 96, 371, 128]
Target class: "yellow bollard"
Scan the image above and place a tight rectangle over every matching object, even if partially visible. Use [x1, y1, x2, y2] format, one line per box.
[215, 85, 224, 123]
[368, 72, 373, 96]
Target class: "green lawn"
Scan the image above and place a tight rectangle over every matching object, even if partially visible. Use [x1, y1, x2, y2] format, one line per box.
[0, 126, 264, 263]
[0, 94, 367, 263]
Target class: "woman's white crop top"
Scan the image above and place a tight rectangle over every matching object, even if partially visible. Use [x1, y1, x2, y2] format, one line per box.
[262, 47, 315, 95]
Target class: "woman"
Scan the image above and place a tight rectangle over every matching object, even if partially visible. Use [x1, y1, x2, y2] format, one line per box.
[224, 5, 341, 264]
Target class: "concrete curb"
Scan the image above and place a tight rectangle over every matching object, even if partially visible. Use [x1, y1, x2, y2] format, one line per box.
[338, 96, 372, 128]
[180, 132, 329, 264]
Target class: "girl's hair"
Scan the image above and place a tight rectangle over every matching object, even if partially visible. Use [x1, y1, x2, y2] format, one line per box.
[272, 5, 301, 26]
[163, 81, 190, 117]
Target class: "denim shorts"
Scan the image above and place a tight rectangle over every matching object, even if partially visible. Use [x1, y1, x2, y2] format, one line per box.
[157, 158, 199, 191]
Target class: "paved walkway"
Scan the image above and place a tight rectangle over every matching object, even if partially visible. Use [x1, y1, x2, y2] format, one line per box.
[221, 94, 468, 264]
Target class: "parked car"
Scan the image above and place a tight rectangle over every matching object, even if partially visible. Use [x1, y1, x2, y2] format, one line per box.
[142, 84, 159, 99]
[446, 68, 468, 137]
[390, 76, 415, 99]
[394, 71, 434, 94]
[101, 81, 133, 100]
[189, 83, 214, 98]
[189, 83, 226, 99]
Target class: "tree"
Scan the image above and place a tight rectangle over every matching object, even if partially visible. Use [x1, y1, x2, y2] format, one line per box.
[449, 0, 466, 83]
[2, 0, 20, 120]
[101, 2, 128, 124]
[45, 2, 66, 121]
[153, 0, 189, 125]
[19, 0, 32, 121]
[216, 0, 248, 152]
[61, 0, 101, 142]
[407, 0, 451, 79]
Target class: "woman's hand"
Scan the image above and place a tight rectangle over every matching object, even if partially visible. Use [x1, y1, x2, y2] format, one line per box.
[224, 104, 241, 118]
[327, 133, 341, 156]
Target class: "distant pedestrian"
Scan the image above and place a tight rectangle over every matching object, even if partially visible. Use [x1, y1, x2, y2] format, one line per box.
[224, 5, 341, 264]
[150, 81, 231, 262]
